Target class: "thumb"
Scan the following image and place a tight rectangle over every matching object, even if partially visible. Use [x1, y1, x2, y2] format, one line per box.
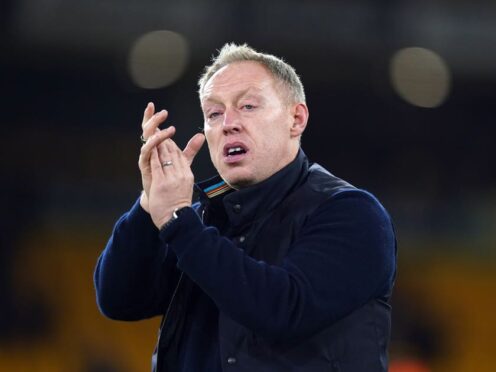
[183, 133, 206, 165]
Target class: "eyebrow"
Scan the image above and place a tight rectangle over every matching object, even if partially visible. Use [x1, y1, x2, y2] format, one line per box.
[202, 87, 264, 107]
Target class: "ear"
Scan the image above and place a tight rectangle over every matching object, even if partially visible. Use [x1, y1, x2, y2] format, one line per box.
[290, 103, 309, 138]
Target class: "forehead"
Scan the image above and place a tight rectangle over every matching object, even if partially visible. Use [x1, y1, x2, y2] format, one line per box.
[201, 61, 278, 102]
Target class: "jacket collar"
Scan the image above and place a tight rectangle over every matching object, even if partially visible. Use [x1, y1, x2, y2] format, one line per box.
[196, 149, 309, 229]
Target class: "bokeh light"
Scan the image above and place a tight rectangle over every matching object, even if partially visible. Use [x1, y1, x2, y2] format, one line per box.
[127, 30, 189, 89]
[390, 47, 451, 108]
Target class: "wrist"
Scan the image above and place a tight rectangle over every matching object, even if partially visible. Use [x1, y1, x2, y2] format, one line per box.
[139, 191, 150, 213]
[159, 206, 190, 231]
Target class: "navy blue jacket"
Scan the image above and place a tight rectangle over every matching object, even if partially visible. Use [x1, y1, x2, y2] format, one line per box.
[94, 150, 397, 371]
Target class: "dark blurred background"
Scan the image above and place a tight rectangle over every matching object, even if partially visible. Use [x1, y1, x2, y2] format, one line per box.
[1, 0, 495, 371]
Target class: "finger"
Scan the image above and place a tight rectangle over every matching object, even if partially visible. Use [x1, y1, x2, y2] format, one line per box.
[164, 137, 178, 156]
[150, 148, 165, 182]
[161, 140, 181, 174]
[160, 137, 181, 169]
[145, 126, 176, 149]
[143, 109, 167, 140]
[183, 133, 206, 165]
[157, 137, 169, 165]
[141, 102, 155, 129]
[156, 132, 172, 165]
[154, 127, 176, 164]
[176, 140, 191, 173]
[139, 127, 176, 170]
[143, 109, 169, 140]
[145, 103, 162, 137]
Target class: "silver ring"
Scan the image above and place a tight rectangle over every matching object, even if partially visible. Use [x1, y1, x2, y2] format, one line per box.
[162, 160, 173, 167]
[140, 135, 147, 144]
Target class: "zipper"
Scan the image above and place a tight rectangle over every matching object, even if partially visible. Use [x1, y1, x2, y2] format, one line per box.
[154, 205, 206, 367]
[161, 271, 184, 329]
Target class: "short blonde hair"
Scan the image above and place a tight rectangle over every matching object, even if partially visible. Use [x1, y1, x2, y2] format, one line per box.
[198, 43, 306, 104]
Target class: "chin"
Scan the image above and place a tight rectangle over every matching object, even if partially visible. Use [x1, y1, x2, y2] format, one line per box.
[221, 170, 256, 190]
[227, 178, 256, 190]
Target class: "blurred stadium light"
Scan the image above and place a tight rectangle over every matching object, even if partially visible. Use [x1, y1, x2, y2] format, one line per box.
[128, 30, 189, 89]
[390, 47, 451, 108]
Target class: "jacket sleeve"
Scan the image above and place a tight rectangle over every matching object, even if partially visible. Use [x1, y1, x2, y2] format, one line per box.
[160, 190, 396, 342]
[94, 197, 181, 321]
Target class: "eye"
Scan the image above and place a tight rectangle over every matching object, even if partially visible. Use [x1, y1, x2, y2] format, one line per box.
[242, 104, 256, 110]
[208, 112, 221, 119]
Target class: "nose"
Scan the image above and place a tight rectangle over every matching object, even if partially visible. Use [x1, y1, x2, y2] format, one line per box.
[222, 107, 242, 135]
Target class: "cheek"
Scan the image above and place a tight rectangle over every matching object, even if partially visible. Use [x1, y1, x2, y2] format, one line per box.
[260, 116, 291, 146]
[204, 128, 216, 147]
[204, 131, 222, 165]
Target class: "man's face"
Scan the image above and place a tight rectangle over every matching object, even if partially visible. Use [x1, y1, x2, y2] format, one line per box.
[201, 61, 299, 189]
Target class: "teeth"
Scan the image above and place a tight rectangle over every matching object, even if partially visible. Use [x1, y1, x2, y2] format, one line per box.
[228, 147, 243, 154]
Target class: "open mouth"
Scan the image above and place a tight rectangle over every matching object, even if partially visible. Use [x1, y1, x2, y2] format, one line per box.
[223, 143, 248, 157]
[223, 143, 248, 163]
[226, 146, 246, 156]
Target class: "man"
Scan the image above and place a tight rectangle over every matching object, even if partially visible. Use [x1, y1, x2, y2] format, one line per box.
[94, 43, 397, 372]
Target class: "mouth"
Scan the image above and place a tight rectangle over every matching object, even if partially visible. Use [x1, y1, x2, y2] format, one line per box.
[223, 142, 249, 164]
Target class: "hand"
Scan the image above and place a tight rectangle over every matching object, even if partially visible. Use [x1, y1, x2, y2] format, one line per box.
[145, 134, 205, 229]
[139, 102, 175, 212]
[139, 103, 207, 213]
